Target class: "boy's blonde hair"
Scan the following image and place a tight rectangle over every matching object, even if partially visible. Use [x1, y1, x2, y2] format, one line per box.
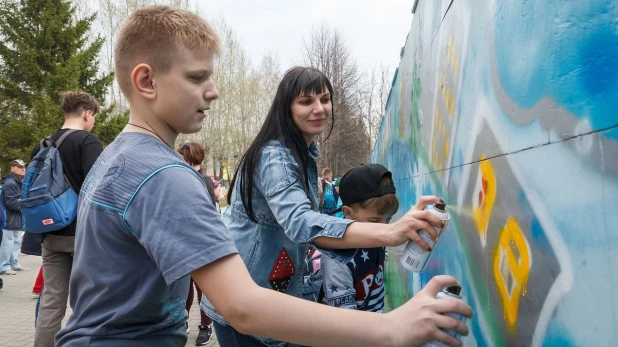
[114, 5, 221, 97]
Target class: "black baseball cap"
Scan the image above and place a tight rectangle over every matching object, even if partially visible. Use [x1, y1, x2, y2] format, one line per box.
[339, 164, 396, 206]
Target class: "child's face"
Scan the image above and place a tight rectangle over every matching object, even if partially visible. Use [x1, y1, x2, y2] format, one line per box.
[151, 45, 219, 135]
[343, 206, 391, 224]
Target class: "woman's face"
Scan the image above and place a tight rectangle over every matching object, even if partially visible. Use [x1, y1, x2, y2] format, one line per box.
[290, 89, 332, 145]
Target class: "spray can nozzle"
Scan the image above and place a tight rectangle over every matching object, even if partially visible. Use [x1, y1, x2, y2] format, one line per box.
[445, 286, 462, 296]
[434, 203, 447, 212]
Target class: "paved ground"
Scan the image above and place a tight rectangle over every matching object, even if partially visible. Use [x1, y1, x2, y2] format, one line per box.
[0, 254, 219, 347]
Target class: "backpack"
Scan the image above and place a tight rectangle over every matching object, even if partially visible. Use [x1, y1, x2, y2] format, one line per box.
[20, 130, 79, 233]
[322, 181, 337, 210]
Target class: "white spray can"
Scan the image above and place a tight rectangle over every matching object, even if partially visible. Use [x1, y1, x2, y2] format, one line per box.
[400, 203, 450, 272]
[422, 286, 467, 347]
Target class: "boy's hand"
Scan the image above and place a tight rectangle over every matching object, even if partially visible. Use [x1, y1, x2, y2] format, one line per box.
[385, 275, 473, 347]
[386, 195, 445, 248]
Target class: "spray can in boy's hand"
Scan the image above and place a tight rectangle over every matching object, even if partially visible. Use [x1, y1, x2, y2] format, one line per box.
[400, 203, 450, 272]
[422, 286, 467, 347]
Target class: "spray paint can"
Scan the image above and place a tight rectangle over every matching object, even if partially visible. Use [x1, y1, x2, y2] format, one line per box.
[422, 286, 467, 347]
[400, 203, 450, 272]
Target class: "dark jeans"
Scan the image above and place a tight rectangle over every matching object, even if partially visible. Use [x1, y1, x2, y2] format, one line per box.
[213, 322, 267, 347]
[213, 321, 304, 347]
[35, 290, 42, 326]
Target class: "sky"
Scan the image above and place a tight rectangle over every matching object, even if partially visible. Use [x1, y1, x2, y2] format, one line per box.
[196, 0, 415, 73]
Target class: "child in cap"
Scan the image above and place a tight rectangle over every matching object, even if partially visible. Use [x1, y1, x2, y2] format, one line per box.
[321, 164, 399, 312]
[55, 6, 471, 347]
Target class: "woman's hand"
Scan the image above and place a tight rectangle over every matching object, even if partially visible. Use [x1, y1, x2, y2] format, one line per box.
[385, 275, 472, 347]
[386, 195, 445, 248]
[313, 195, 447, 250]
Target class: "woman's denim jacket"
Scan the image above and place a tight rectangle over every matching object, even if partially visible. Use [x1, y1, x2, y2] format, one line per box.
[201, 140, 354, 346]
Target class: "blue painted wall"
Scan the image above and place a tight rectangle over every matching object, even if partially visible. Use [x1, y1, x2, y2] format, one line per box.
[373, 1, 618, 346]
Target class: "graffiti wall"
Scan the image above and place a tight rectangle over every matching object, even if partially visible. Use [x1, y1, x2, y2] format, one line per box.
[373, 0, 618, 346]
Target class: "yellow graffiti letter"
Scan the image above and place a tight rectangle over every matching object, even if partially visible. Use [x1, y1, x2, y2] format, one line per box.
[493, 217, 532, 328]
[473, 156, 496, 245]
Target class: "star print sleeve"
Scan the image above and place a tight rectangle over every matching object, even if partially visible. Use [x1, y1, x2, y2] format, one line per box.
[321, 255, 358, 310]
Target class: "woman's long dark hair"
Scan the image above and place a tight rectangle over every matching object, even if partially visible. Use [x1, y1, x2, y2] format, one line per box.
[228, 66, 335, 222]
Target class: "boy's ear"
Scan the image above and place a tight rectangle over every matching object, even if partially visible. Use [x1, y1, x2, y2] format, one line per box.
[342, 205, 353, 219]
[131, 63, 157, 100]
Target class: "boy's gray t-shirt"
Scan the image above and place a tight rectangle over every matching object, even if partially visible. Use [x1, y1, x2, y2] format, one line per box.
[56, 132, 238, 347]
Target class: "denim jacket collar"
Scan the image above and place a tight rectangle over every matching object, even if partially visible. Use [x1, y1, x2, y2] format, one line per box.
[308, 141, 319, 160]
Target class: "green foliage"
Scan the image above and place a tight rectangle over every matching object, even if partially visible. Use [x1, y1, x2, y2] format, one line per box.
[93, 108, 129, 146]
[0, 0, 121, 174]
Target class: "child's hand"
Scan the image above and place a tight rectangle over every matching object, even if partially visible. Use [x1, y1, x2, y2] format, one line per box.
[385, 275, 472, 347]
[387, 195, 445, 248]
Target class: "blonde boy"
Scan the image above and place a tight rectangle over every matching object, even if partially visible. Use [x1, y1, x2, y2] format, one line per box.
[56, 6, 471, 347]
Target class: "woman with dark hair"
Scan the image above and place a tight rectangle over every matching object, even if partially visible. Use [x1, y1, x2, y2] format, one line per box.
[178, 141, 215, 346]
[202, 66, 446, 346]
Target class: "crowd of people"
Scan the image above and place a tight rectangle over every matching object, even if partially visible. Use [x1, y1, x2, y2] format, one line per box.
[0, 5, 472, 347]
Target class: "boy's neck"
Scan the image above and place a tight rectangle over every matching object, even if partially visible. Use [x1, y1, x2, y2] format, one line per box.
[125, 111, 177, 148]
[61, 119, 87, 131]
